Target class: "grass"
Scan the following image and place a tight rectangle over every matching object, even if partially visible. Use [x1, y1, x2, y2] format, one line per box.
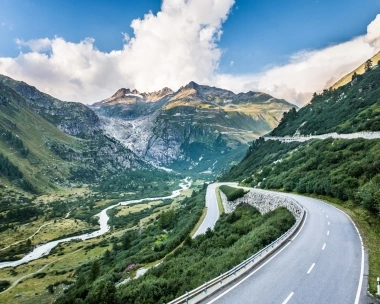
[0, 234, 112, 304]
[190, 208, 207, 237]
[0, 180, 202, 303]
[115, 201, 163, 217]
[219, 185, 248, 201]
[215, 186, 224, 215]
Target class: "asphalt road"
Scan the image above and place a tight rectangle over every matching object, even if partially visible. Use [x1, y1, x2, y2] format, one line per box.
[192, 182, 237, 238]
[200, 189, 365, 304]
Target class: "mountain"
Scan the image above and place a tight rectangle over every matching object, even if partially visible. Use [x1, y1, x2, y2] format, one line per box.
[92, 87, 174, 119]
[0, 75, 162, 196]
[92, 82, 296, 175]
[0, 75, 100, 136]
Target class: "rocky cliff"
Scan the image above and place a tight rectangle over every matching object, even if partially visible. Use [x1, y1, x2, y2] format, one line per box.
[93, 82, 296, 175]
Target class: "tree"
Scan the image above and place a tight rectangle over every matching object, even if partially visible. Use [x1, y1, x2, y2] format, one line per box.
[89, 260, 100, 282]
[85, 280, 117, 304]
[365, 59, 372, 72]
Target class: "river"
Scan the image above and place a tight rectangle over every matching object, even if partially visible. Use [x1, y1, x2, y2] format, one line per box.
[0, 178, 191, 269]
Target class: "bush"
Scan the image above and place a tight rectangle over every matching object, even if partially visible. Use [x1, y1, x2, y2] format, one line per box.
[219, 185, 248, 201]
[0, 280, 10, 292]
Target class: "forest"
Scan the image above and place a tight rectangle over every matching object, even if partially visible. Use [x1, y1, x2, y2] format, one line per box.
[55, 189, 295, 304]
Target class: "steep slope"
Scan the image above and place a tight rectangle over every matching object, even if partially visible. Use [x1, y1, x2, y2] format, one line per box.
[271, 64, 380, 136]
[93, 82, 296, 175]
[0, 75, 100, 136]
[331, 51, 380, 90]
[0, 79, 157, 196]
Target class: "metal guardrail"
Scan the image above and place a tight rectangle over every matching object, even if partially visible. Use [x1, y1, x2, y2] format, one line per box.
[168, 195, 306, 304]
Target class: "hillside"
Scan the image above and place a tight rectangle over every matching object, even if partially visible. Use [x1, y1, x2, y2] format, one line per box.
[0, 77, 167, 197]
[224, 61, 380, 205]
[271, 63, 380, 136]
[0, 75, 100, 136]
[221, 60, 380, 296]
[93, 82, 296, 175]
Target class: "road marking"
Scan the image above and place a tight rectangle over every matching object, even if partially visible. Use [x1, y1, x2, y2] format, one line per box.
[328, 221, 330, 225]
[282, 292, 294, 304]
[327, 230, 329, 236]
[322, 243, 326, 250]
[328, 203, 364, 304]
[206, 212, 308, 304]
[322, 210, 325, 213]
[307, 263, 315, 274]
[326, 215, 328, 218]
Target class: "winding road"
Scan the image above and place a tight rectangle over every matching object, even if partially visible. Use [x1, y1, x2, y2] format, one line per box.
[192, 182, 237, 238]
[195, 186, 366, 304]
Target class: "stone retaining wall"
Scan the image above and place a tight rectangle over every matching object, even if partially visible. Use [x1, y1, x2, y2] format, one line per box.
[220, 189, 302, 219]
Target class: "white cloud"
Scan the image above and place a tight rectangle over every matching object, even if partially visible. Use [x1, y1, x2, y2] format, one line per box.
[0, 0, 235, 103]
[15, 38, 52, 52]
[0, 2, 379, 106]
[214, 33, 377, 106]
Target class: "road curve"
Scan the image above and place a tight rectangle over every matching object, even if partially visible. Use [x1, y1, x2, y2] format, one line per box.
[192, 182, 237, 238]
[201, 189, 365, 304]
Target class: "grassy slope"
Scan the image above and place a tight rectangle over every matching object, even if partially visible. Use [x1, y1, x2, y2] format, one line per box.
[0, 83, 82, 192]
[331, 51, 380, 90]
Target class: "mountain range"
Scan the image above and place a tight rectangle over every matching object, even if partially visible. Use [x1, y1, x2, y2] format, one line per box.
[92, 81, 295, 174]
[0, 74, 295, 195]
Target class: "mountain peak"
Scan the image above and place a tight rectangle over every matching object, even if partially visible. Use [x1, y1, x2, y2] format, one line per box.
[184, 81, 199, 89]
[110, 88, 141, 100]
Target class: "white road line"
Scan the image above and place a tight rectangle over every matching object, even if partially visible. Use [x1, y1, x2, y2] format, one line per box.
[282, 292, 294, 304]
[328, 222, 330, 225]
[328, 203, 364, 304]
[307, 263, 315, 274]
[327, 230, 329, 236]
[326, 215, 328, 218]
[322, 243, 326, 250]
[206, 212, 308, 304]
[322, 210, 325, 213]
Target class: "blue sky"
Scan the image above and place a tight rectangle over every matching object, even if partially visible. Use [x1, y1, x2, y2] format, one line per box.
[0, 0, 379, 104]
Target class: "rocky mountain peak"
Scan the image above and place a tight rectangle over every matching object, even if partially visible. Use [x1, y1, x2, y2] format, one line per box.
[110, 88, 141, 99]
[183, 81, 199, 90]
[142, 87, 174, 102]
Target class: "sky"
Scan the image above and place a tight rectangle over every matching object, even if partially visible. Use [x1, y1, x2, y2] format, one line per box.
[0, 0, 380, 106]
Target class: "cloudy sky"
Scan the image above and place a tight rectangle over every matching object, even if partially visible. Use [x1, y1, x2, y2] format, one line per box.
[0, 0, 380, 105]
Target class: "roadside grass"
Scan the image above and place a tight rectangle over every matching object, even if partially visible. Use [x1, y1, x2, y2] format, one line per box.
[190, 208, 207, 237]
[219, 185, 248, 201]
[215, 186, 224, 215]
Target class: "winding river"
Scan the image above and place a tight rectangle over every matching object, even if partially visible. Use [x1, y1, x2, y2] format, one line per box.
[0, 178, 191, 269]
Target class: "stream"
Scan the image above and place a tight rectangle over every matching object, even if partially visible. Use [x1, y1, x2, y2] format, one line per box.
[0, 178, 191, 269]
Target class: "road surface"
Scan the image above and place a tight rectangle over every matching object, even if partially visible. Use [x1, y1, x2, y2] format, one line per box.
[199, 189, 365, 304]
[192, 182, 237, 238]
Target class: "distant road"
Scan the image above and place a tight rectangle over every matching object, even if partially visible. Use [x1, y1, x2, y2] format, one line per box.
[265, 131, 380, 142]
[201, 189, 365, 304]
[192, 182, 237, 238]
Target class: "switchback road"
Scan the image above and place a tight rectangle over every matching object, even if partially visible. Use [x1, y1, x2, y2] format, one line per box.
[198, 188, 365, 304]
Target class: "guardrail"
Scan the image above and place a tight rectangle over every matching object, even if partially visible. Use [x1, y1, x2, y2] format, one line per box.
[168, 194, 306, 304]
